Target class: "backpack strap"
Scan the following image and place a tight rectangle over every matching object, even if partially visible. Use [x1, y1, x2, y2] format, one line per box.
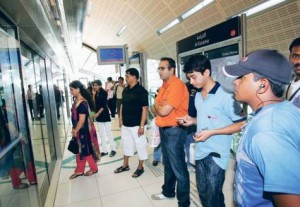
[288, 87, 300, 101]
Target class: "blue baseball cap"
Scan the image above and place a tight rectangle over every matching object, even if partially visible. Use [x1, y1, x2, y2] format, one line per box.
[223, 49, 293, 84]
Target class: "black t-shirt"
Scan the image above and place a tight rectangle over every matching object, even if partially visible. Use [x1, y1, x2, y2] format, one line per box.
[94, 88, 111, 122]
[122, 83, 148, 127]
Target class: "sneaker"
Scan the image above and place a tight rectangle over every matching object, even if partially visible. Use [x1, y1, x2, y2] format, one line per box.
[101, 152, 108, 157]
[151, 193, 175, 200]
[109, 150, 116, 157]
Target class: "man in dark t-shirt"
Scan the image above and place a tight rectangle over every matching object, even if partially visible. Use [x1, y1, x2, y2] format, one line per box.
[114, 68, 149, 178]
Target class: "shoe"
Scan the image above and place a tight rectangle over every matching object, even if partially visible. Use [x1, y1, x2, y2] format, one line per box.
[13, 183, 29, 189]
[109, 150, 116, 157]
[132, 168, 144, 178]
[84, 170, 98, 176]
[152, 161, 159, 166]
[101, 152, 108, 157]
[151, 193, 175, 200]
[114, 165, 130, 173]
[69, 173, 84, 179]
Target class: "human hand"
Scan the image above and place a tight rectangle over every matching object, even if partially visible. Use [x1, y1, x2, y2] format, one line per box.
[138, 127, 144, 137]
[72, 129, 78, 137]
[193, 129, 211, 142]
[177, 115, 193, 126]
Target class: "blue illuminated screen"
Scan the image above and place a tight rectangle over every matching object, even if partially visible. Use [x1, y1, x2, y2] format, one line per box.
[98, 48, 124, 64]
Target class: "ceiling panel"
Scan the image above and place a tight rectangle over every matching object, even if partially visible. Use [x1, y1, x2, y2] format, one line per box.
[81, 0, 300, 62]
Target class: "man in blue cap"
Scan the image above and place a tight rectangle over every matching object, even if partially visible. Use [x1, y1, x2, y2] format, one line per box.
[223, 49, 300, 207]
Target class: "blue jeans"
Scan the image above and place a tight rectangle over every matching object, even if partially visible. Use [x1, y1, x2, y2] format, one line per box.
[153, 143, 161, 162]
[195, 156, 225, 207]
[160, 127, 190, 207]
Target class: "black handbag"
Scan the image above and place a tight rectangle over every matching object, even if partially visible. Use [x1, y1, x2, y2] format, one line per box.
[68, 137, 79, 154]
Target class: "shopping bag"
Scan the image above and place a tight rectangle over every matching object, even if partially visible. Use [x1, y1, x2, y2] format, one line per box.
[149, 118, 160, 147]
[68, 137, 79, 154]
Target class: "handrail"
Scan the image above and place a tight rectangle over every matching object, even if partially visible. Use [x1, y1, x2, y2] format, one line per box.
[0, 136, 22, 159]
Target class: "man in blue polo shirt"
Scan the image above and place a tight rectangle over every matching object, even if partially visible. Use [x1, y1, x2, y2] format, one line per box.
[179, 54, 246, 207]
[223, 49, 300, 207]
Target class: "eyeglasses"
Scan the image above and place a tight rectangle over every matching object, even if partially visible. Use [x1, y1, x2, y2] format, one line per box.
[157, 66, 169, 71]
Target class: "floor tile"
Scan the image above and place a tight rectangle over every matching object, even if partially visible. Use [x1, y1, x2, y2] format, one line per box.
[101, 188, 152, 207]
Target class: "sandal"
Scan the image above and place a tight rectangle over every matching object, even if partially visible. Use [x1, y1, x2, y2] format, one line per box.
[132, 168, 144, 178]
[84, 170, 98, 176]
[114, 165, 130, 173]
[69, 173, 84, 180]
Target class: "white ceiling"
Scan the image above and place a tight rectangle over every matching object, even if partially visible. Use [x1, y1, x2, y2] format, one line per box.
[82, 0, 300, 61]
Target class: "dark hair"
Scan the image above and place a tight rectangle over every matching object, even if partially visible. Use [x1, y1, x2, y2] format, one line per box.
[69, 80, 94, 111]
[93, 79, 102, 86]
[183, 54, 211, 75]
[126, 68, 139, 79]
[118, 77, 124, 81]
[269, 81, 285, 97]
[107, 77, 112, 81]
[160, 57, 176, 69]
[289, 37, 300, 52]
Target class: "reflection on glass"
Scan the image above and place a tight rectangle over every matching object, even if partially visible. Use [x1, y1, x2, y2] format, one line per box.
[0, 15, 40, 207]
[21, 46, 50, 194]
[53, 65, 67, 151]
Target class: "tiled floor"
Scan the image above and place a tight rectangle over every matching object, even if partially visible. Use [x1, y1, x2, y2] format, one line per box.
[53, 118, 235, 207]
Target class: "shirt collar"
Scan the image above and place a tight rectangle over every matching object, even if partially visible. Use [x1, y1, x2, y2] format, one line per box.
[162, 75, 176, 87]
[127, 82, 139, 89]
[197, 81, 220, 94]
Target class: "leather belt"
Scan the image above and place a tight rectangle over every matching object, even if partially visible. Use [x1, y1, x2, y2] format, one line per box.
[161, 126, 184, 130]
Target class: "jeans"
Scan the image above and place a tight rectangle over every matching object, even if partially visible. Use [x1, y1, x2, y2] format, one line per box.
[153, 143, 161, 162]
[195, 156, 225, 207]
[160, 127, 190, 207]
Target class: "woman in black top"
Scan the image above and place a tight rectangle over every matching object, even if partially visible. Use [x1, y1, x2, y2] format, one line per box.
[92, 80, 116, 157]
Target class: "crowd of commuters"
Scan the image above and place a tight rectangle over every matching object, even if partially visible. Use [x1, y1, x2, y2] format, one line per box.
[63, 38, 300, 206]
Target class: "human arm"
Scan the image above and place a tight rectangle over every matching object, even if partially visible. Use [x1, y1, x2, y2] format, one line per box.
[72, 113, 86, 137]
[151, 105, 157, 116]
[119, 104, 123, 128]
[94, 91, 107, 118]
[177, 115, 197, 126]
[94, 108, 104, 118]
[138, 106, 148, 137]
[194, 120, 246, 142]
[272, 194, 300, 207]
[152, 102, 173, 117]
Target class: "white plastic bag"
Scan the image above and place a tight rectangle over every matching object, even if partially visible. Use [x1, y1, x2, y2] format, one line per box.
[149, 118, 160, 147]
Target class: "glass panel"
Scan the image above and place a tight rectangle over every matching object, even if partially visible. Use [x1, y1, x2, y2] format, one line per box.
[20, 45, 50, 193]
[52, 64, 67, 151]
[0, 146, 39, 207]
[0, 14, 40, 207]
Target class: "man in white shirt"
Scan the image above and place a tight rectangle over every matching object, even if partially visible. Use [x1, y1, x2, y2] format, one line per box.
[286, 37, 300, 108]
